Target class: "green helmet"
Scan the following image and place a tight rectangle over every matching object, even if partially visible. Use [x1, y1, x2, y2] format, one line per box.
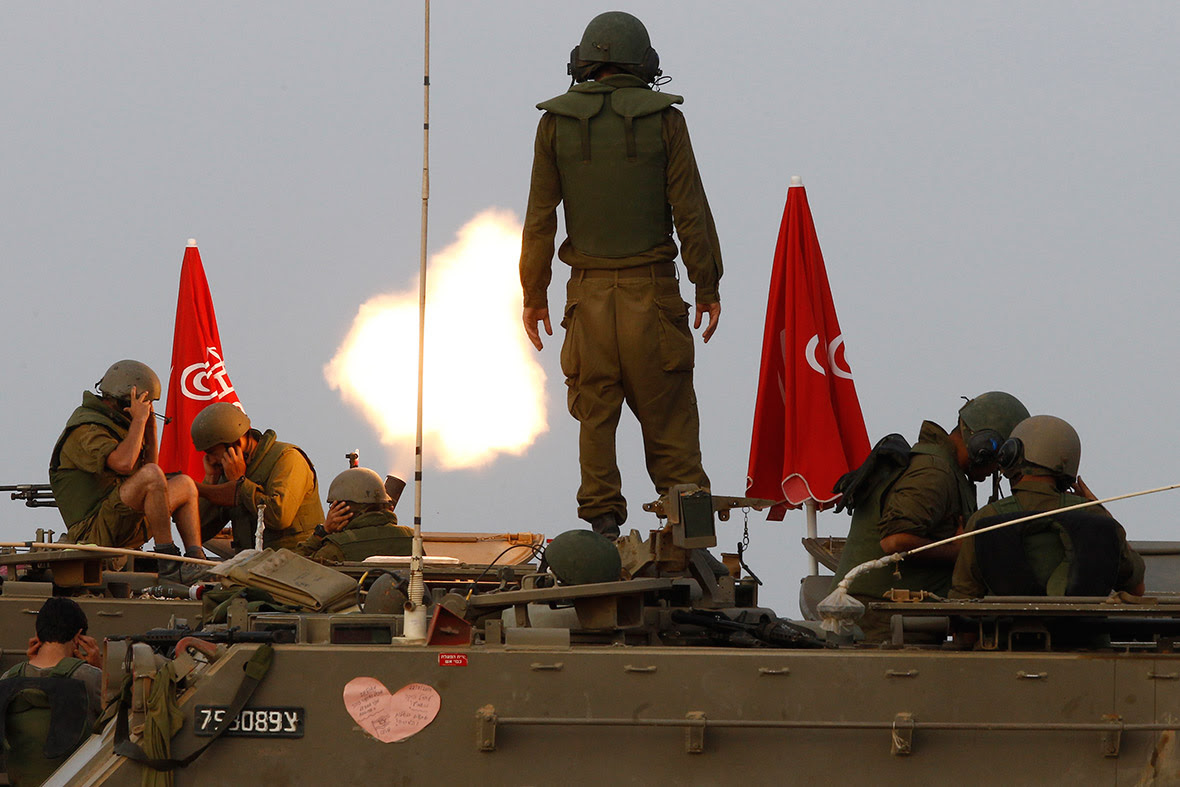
[327, 468, 391, 505]
[190, 402, 251, 452]
[958, 391, 1029, 441]
[544, 529, 622, 585]
[97, 360, 161, 401]
[569, 11, 661, 83]
[1004, 415, 1082, 479]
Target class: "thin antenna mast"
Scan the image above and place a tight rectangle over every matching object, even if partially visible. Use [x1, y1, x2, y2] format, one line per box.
[403, 0, 431, 640]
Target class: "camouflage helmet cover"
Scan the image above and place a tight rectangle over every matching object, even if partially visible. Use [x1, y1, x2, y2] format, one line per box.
[958, 391, 1030, 441]
[327, 467, 392, 505]
[1008, 415, 1082, 479]
[97, 360, 161, 401]
[190, 402, 251, 452]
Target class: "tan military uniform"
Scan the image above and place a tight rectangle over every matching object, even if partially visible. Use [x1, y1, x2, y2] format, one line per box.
[199, 429, 323, 550]
[50, 392, 150, 548]
[520, 74, 723, 525]
[951, 477, 1145, 598]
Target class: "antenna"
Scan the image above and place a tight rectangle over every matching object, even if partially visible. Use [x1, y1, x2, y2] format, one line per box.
[403, 0, 431, 641]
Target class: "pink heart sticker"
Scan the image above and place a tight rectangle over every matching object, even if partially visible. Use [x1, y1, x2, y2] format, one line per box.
[343, 678, 441, 743]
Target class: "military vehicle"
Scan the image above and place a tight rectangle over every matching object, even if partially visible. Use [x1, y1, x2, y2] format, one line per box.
[4, 479, 1180, 787]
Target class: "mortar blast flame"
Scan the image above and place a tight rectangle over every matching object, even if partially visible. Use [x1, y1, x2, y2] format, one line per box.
[324, 209, 548, 473]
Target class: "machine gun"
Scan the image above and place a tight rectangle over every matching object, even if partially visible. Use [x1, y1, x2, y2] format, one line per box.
[114, 627, 295, 656]
[670, 610, 825, 649]
[1, 483, 57, 508]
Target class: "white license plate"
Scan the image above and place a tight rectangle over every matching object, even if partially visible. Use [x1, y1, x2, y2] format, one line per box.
[194, 705, 305, 738]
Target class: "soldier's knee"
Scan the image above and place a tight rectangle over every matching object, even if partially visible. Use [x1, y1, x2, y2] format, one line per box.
[137, 463, 168, 490]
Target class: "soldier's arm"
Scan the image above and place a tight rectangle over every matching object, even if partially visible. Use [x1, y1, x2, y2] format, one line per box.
[949, 510, 989, 598]
[663, 108, 722, 308]
[237, 449, 315, 532]
[877, 463, 961, 563]
[520, 113, 561, 312]
[105, 389, 153, 475]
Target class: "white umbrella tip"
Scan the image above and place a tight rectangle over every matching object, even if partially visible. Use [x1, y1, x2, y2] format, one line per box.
[186, 238, 198, 247]
[790, 175, 803, 187]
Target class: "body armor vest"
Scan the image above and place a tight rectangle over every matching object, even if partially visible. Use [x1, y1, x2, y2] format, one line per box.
[324, 511, 412, 561]
[49, 393, 135, 526]
[227, 431, 322, 551]
[538, 77, 682, 258]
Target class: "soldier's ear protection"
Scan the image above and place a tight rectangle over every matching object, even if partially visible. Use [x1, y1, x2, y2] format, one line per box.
[965, 428, 1005, 467]
[997, 438, 1023, 473]
[567, 46, 662, 84]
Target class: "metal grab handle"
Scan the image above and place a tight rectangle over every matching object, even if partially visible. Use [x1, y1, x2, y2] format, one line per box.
[529, 662, 564, 672]
[1016, 671, 1048, 680]
[96, 611, 124, 617]
[758, 667, 791, 676]
[624, 665, 658, 674]
[885, 670, 919, 678]
[1148, 672, 1179, 681]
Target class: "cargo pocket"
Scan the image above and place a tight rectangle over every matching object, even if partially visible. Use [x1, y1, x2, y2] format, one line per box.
[560, 299, 585, 419]
[655, 296, 695, 372]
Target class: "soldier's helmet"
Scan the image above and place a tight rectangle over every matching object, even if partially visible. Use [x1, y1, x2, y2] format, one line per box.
[569, 11, 661, 83]
[999, 415, 1082, 480]
[326, 468, 392, 505]
[957, 391, 1030, 468]
[97, 360, 161, 401]
[190, 402, 251, 452]
[545, 529, 623, 585]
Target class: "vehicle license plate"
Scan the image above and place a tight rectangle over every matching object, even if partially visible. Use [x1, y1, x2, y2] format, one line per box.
[194, 705, 305, 738]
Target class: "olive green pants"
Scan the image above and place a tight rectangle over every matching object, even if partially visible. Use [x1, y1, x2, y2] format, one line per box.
[561, 270, 710, 525]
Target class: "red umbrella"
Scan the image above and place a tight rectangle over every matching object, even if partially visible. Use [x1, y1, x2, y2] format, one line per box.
[746, 178, 870, 543]
[158, 240, 243, 481]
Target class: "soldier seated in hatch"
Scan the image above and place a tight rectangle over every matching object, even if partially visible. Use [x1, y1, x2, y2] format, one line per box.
[293, 468, 413, 564]
[952, 415, 1144, 599]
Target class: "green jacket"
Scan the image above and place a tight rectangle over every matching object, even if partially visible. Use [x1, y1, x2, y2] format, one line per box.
[830, 421, 976, 598]
[293, 510, 413, 564]
[199, 429, 323, 551]
[49, 392, 136, 527]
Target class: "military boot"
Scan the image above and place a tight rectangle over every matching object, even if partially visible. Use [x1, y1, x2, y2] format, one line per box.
[181, 546, 209, 584]
[153, 543, 184, 584]
[586, 513, 621, 540]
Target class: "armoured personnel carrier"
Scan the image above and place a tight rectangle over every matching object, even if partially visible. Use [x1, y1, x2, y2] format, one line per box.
[4, 483, 1180, 786]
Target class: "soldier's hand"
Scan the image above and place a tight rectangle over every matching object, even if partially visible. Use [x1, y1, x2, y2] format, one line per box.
[202, 452, 222, 483]
[126, 386, 154, 422]
[74, 634, 102, 667]
[26, 636, 41, 657]
[220, 444, 247, 483]
[523, 306, 552, 351]
[695, 302, 721, 343]
[325, 501, 352, 533]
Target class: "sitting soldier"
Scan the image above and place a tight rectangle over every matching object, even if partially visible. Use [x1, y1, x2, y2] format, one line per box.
[192, 402, 324, 551]
[0, 598, 103, 786]
[49, 360, 204, 583]
[293, 467, 413, 564]
[952, 415, 1145, 598]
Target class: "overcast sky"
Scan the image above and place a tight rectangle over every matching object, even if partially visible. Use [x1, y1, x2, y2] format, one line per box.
[2, 2, 1178, 614]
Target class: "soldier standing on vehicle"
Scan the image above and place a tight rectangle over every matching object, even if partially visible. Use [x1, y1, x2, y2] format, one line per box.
[191, 402, 323, 551]
[293, 467, 413, 564]
[951, 415, 1145, 599]
[828, 391, 1029, 640]
[520, 11, 723, 538]
[49, 360, 205, 583]
[0, 597, 103, 787]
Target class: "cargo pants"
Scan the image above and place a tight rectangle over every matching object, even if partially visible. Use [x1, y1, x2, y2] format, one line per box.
[561, 266, 710, 526]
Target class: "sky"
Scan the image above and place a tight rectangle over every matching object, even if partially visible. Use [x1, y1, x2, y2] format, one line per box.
[2, 2, 1179, 615]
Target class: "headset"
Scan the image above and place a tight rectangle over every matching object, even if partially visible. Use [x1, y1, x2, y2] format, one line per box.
[567, 45, 662, 85]
[964, 427, 1006, 468]
[996, 437, 1023, 473]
